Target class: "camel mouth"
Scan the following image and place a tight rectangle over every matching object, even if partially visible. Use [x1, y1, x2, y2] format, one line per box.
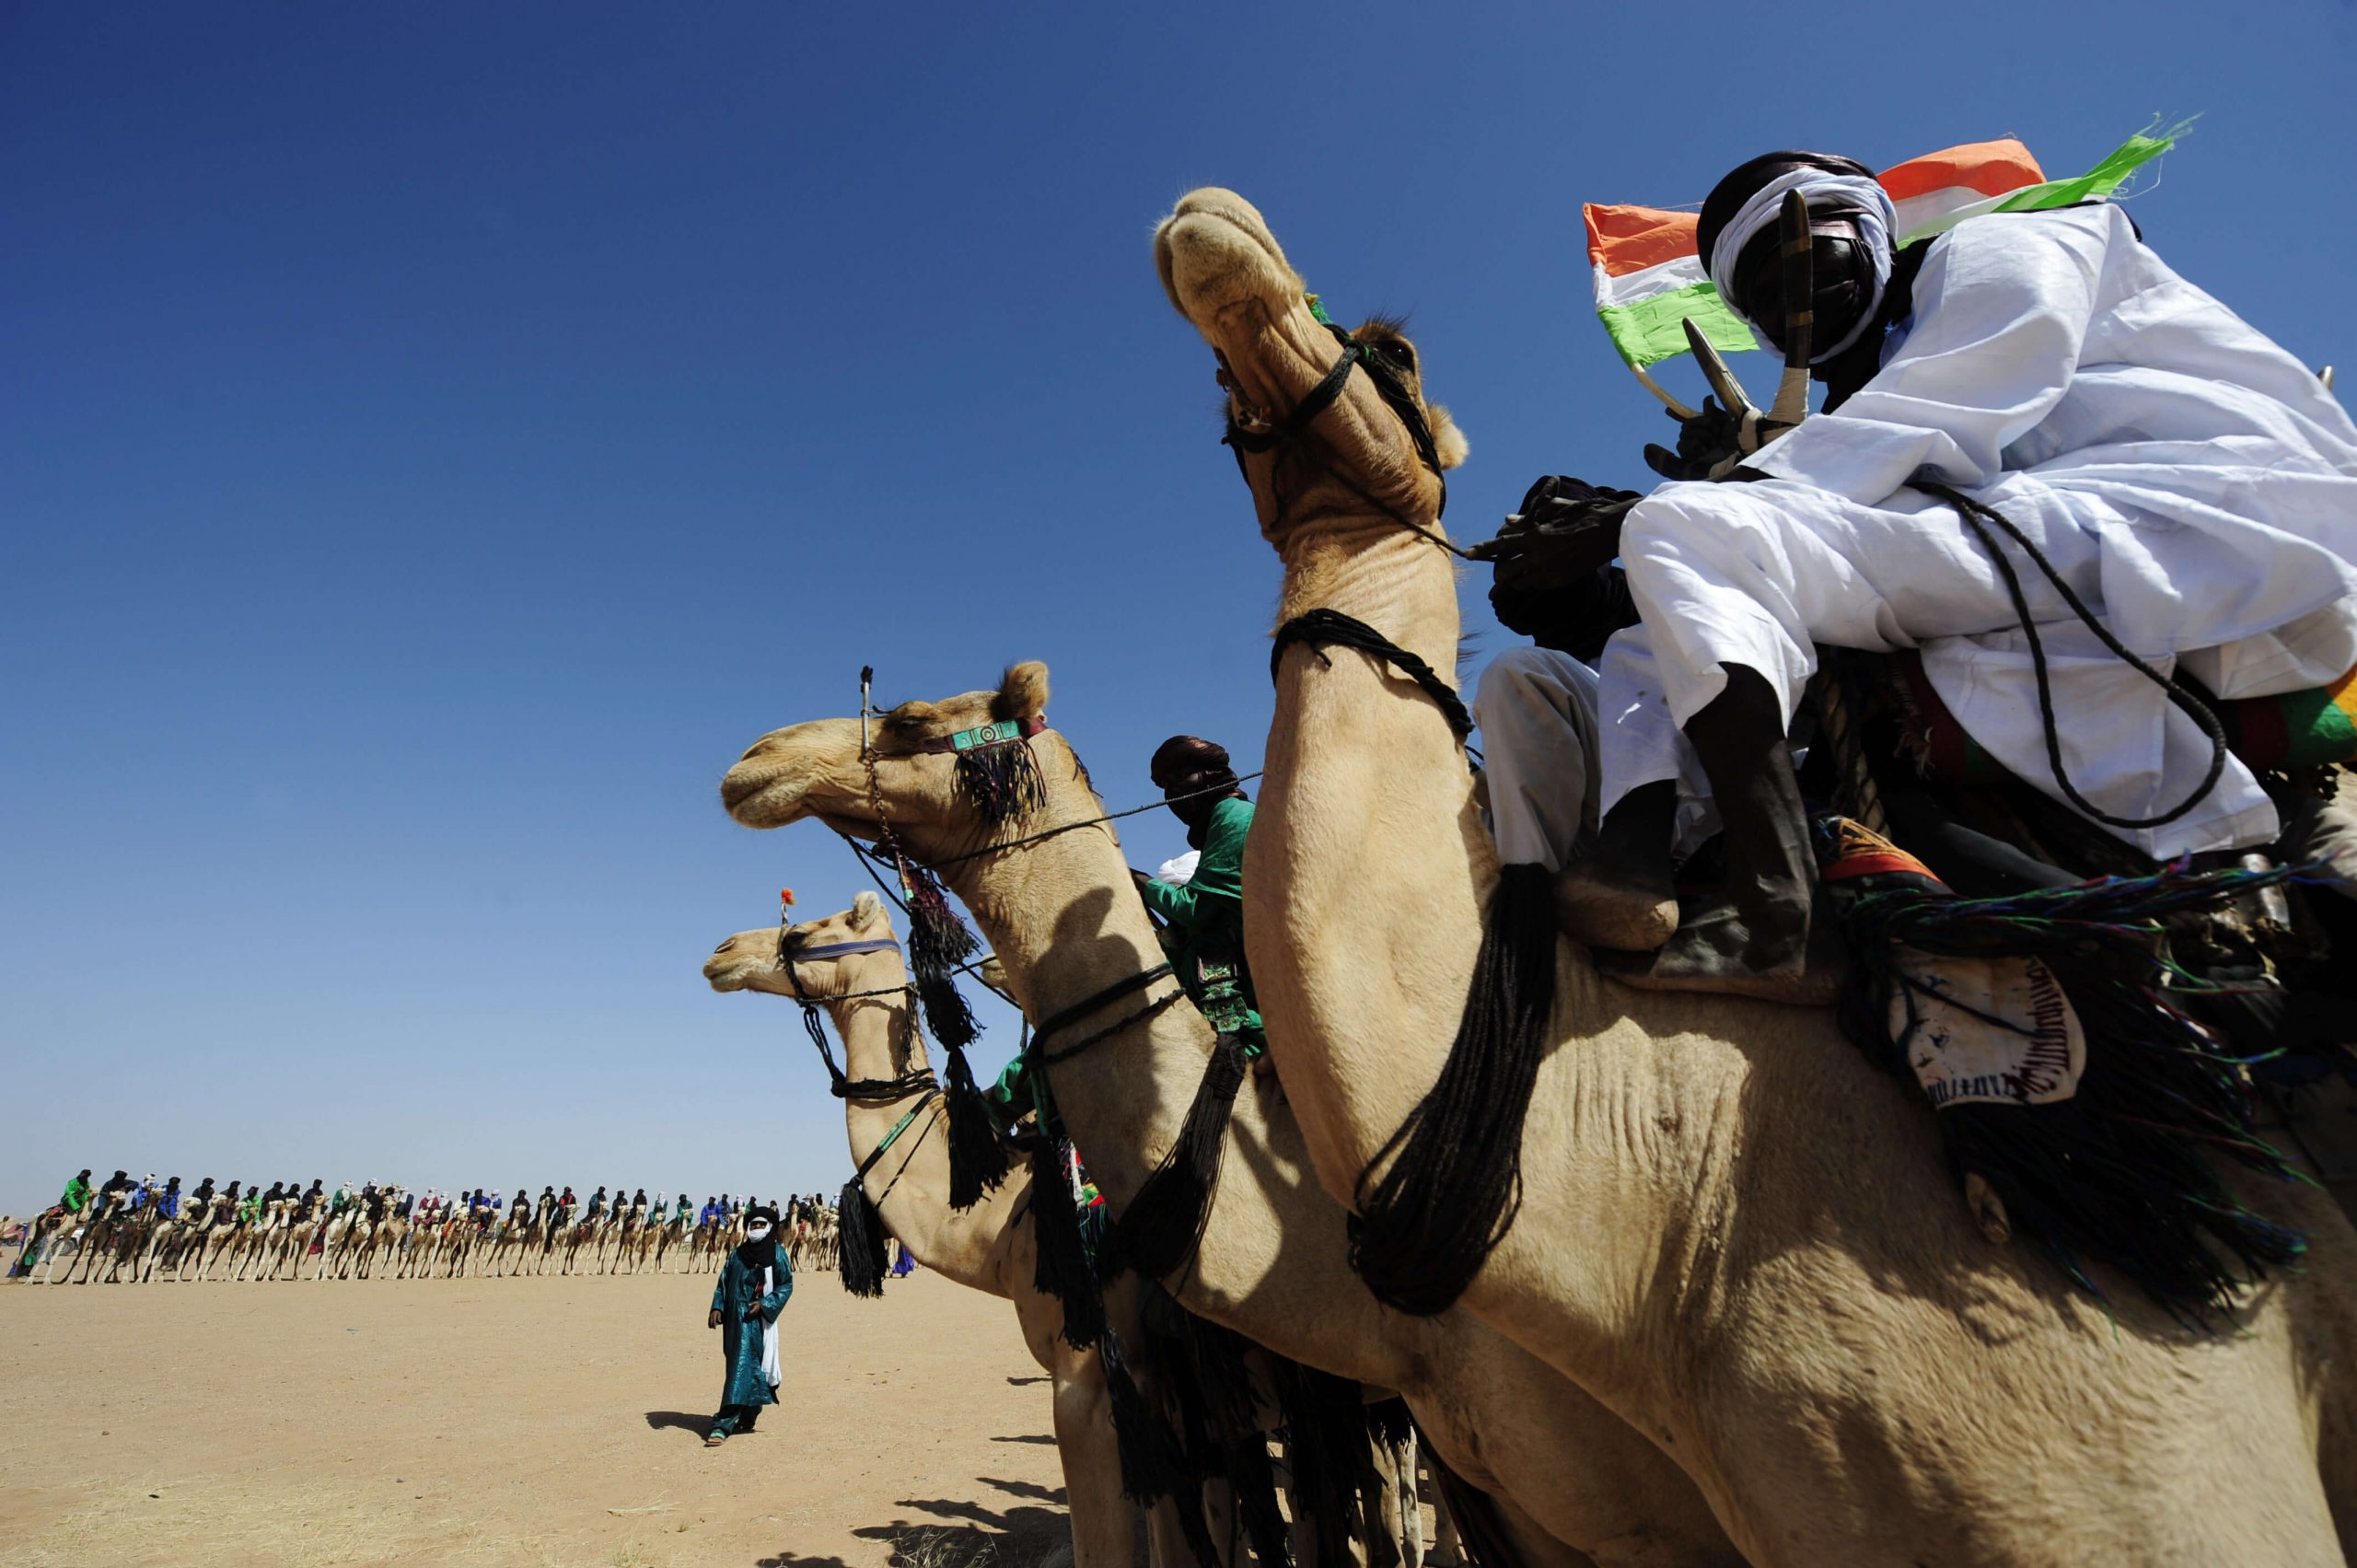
[702, 948, 766, 991]
[721, 755, 813, 830]
[1155, 188, 1303, 329]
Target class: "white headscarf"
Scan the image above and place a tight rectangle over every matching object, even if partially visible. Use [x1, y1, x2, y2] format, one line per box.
[1706, 168, 1898, 364]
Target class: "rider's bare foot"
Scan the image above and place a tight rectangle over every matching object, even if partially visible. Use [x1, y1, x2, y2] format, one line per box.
[1595, 886, 1843, 1005]
[1554, 860, 1680, 950]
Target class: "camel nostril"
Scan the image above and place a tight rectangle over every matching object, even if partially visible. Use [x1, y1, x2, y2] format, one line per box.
[713, 938, 737, 956]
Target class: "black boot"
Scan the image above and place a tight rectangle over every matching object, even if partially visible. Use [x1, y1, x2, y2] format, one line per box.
[1602, 666, 1840, 1005]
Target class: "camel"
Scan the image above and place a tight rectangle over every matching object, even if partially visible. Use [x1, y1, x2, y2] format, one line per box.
[1145, 187, 2357, 1562]
[312, 1203, 367, 1281]
[134, 1202, 186, 1283]
[367, 1200, 412, 1279]
[186, 1193, 238, 1279]
[158, 1192, 226, 1282]
[75, 1199, 152, 1284]
[718, 679, 1741, 1567]
[494, 1204, 543, 1277]
[707, 897, 1163, 1568]
[608, 1202, 648, 1275]
[20, 1206, 84, 1284]
[228, 1197, 286, 1281]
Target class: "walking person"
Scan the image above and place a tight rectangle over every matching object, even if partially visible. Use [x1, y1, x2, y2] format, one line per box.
[704, 1204, 793, 1446]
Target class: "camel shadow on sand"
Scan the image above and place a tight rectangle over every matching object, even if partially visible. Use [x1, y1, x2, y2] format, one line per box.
[814, 1476, 1072, 1568]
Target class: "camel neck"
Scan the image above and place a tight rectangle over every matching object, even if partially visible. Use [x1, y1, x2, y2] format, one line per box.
[819, 974, 1023, 1298]
[936, 763, 1427, 1390]
[1273, 522, 1459, 679]
[1253, 497, 1753, 1407]
[944, 783, 1221, 1206]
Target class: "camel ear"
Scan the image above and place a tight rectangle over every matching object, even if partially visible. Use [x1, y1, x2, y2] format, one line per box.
[1428, 404, 1469, 471]
[850, 890, 886, 930]
[993, 661, 1051, 724]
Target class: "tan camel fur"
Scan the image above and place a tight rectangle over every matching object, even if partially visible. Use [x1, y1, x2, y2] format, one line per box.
[719, 675, 1742, 1568]
[705, 896, 1151, 1568]
[1150, 186, 2357, 1565]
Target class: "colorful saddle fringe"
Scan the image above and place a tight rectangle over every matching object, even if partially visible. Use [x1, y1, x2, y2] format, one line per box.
[1891, 649, 2357, 782]
[1818, 816, 2312, 1326]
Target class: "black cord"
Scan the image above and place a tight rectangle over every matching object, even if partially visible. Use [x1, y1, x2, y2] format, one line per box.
[1027, 964, 1177, 1054]
[1271, 608, 1473, 740]
[1918, 482, 2228, 830]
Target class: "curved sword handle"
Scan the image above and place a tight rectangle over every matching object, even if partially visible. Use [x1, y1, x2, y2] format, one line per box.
[1765, 187, 1815, 429]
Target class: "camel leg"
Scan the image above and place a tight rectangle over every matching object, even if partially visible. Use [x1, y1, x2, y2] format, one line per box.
[1370, 1428, 1418, 1568]
[38, 1229, 75, 1285]
[1425, 1491, 1460, 1568]
[1051, 1361, 1141, 1568]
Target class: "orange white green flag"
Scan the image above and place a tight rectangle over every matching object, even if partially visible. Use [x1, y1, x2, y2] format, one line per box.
[1584, 127, 2189, 370]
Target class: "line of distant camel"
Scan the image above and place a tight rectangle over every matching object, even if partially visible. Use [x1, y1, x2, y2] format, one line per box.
[7, 1190, 839, 1284]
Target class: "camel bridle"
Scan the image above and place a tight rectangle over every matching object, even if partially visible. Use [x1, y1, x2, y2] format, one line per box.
[773, 930, 943, 1102]
[1218, 307, 1474, 561]
[774, 929, 948, 1215]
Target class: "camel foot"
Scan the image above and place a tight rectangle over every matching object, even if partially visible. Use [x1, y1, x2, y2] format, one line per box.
[1553, 859, 1678, 950]
[1595, 889, 1844, 1006]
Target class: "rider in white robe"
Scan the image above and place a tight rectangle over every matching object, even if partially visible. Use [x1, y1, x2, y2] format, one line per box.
[1600, 199, 2357, 862]
[1558, 154, 2357, 999]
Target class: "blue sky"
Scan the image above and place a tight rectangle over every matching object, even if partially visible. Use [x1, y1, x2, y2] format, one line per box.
[5, 2, 2351, 1212]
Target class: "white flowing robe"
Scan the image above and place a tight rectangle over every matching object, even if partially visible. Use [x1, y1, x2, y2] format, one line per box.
[1597, 202, 2357, 857]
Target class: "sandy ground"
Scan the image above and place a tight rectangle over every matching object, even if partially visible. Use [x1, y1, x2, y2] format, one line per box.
[0, 1267, 1073, 1568]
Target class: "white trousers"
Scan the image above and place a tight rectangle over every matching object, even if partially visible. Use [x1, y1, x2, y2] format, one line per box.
[1472, 648, 1600, 873]
[1596, 477, 2357, 859]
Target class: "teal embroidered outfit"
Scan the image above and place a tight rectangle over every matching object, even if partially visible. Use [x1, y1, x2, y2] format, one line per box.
[707, 1232, 794, 1441]
[1137, 795, 1265, 1055]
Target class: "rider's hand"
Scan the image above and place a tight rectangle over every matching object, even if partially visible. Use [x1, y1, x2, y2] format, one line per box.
[1486, 476, 1639, 637]
[708, 1307, 722, 1330]
[1643, 397, 1748, 482]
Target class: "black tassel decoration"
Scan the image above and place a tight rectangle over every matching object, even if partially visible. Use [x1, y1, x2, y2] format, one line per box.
[1100, 1032, 1248, 1282]
[1270, 1360, 1374, 1568]
[1351, 862, 1557, 1317]
[915, 971, 981, 1055]
[1028, 1135, 1104, 1350]
[1168, 1304, 1291, 1568]
[941, 1042, 1011, 1211]
[1366, 1395, 1414, 1451]
[836, 1175, 888, 1298]
[901, 859, 982, 1052]
[1225, 1428, 1292, 1568]
[1098, 1329, 1188, 1504]
[954, 738, 1049, 828]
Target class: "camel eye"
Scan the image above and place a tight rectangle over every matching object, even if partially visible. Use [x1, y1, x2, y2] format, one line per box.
[1376, 340, 1415, 371]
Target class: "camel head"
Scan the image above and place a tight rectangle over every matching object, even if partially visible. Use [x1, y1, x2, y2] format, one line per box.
[703, 890, 902, 1003]
[721, 660, 1079, 866]
[1154, 188, 1466, 544]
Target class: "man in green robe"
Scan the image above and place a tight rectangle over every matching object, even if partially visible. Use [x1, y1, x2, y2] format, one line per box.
[1135, 736, 1265, 1057]
[705, 1203, 794, 1446]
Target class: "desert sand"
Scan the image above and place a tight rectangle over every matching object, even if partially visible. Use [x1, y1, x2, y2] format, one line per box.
[0, 1268, 1071, 1568]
